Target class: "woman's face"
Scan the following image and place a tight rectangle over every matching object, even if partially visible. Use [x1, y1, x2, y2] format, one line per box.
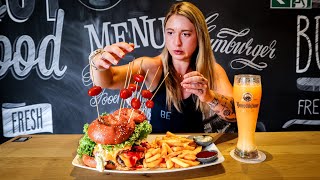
[165, 14, 198, 62]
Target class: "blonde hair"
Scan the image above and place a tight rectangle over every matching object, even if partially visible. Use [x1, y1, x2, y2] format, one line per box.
[161, 2, 216, 119]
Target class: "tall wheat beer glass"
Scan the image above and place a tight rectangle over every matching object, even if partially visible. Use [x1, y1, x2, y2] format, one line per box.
[233, 74, 263, 161]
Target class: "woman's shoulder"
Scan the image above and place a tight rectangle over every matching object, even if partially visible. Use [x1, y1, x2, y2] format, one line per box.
[212, 62, 233, 96]
[213, 62, 229, 79]
[213, 62, 225, 72]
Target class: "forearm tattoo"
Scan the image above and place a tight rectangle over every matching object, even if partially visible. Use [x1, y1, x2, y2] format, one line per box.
[207, 93, 236, 122]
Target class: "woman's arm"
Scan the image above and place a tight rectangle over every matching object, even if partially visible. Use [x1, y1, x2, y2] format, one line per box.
[181, 63, 236, 122]
[207, 63, 236, 122]
[89, 43, 140, 89]
[207, 90, 236, 122]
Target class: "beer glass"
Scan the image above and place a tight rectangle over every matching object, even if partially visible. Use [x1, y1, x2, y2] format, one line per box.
[232, 74, 264, 162]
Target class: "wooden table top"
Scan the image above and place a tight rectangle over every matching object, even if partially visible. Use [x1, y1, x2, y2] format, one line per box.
[0, 132, 320, 179]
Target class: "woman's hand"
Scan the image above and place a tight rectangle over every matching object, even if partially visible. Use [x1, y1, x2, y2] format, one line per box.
[92, 42, 134, 70]
[180, 71, 213, 102]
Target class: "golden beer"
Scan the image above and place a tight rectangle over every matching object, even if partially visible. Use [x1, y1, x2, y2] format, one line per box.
[233, 74, 262, 159]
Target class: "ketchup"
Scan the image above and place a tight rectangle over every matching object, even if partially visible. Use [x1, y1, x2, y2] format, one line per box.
[196, 151, 217, 158]
[127, 151, 142, 167]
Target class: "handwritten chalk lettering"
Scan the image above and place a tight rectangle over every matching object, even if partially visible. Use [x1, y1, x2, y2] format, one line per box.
[206, 13, 277, 71]
[84, 12, 276, 71]
[81, 64, 92, 86]
[5, 0, 58, 22]
[90, 89, 120, 106]
[298, 99, 319, 115]
[0, 9, 66, 80]
[12, 108, 43, 133]
[6, 0, 35, 23]
[296, 15, 320, 73]
[84, 16, 165, 51]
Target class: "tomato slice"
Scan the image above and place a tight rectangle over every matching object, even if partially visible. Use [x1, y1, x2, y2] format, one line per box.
[88, 86, 102, 96]
[82, 154, 96, 168]
[145, 100, 154, 108]
[133, 74, 144, 83]
[131, 98, 141, 109]
[141, 90, 153, 99]
[120, 89, 132, 99]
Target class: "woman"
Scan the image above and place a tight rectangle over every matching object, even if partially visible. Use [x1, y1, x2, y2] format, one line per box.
[89, 2, 236, 133]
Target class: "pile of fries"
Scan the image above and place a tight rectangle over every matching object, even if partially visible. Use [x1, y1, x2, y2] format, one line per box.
[143, 131, 202, 169]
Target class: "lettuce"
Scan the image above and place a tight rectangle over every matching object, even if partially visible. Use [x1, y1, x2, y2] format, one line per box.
[77, 123, 96, 157]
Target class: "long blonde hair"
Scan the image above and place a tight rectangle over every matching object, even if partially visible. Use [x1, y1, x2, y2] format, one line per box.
[161, 2, 216, 119]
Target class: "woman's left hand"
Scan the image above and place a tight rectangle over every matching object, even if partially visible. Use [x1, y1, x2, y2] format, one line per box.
[180, 71, 212, 102]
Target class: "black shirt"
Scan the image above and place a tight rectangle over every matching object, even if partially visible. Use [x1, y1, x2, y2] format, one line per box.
[150, 74, 204, 133]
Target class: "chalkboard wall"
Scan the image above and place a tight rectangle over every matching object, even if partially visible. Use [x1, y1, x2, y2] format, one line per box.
[1, 0, 319, 143]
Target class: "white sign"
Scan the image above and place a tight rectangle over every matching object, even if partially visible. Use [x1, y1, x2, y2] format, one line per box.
[2, 103, 53, 137]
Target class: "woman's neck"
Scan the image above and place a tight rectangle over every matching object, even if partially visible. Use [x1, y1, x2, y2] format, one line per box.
[172, 58, 193, 99]
[172, 59, 191, 77]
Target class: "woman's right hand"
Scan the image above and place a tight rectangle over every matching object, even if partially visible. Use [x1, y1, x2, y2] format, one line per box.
[92, 42, 134, 70]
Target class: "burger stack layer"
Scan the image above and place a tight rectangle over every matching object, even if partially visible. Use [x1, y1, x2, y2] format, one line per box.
[77, 108, 152, 171]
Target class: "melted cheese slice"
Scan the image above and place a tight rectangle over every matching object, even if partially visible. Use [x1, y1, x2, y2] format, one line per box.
[93, 144, 131, 171]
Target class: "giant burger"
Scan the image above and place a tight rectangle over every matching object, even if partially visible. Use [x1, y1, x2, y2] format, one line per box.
[77, 108, 152, 171]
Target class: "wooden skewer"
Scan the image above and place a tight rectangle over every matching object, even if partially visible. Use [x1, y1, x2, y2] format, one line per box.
[125, 61, 135, 108]
[118, 62, 131, 119]
[140, 66, 159, 110]
[118, 100, 123, 120]
[126, 61, 135, 89]
[89, 57, 102, 122]
[148, 66, 160, 90]
[127, 109, 134, 123]
[138, 59, 144, 74]
[124, 62, 131, 88]
[150, 72, 169, 100]
[131, 59, 144, 99]
[94, 96, 102, 122]
[136, 69, 149, 99]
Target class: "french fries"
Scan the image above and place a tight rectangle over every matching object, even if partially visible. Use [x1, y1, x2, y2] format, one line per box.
[143, 131, 202, 169]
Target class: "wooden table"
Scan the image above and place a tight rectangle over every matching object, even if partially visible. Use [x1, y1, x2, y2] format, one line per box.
[0, 132, 319, 179]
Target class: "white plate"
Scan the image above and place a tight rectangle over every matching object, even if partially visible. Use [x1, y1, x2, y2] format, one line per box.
[72, 142, 225, 174]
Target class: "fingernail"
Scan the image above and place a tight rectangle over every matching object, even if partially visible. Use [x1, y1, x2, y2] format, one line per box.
[120, 52, 125, 57]
[105, 64, 110, 69]
[113, 60, 117, 64]
[129, 47, 134, 51]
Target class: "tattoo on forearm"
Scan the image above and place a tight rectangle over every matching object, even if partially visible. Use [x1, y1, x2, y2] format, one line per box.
[230, 99, 235, 113]
[223, 109, 231, 116]
[207, 92, 236, 121]
[221, 95, 228, 100]
[208, 97, 219, 109]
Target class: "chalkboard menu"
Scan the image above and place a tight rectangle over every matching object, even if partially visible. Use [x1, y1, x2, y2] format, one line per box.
[1, 0, 319, 143]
